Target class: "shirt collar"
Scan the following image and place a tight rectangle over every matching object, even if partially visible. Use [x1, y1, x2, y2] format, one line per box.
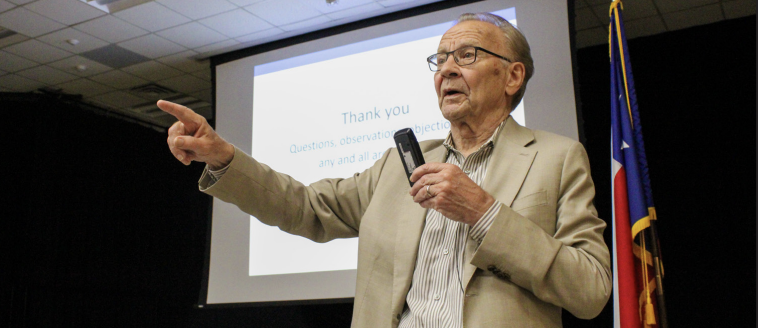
[443, 116, 508, 155]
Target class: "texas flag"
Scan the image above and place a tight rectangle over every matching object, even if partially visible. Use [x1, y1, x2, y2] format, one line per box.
[609, 1, 661, 327]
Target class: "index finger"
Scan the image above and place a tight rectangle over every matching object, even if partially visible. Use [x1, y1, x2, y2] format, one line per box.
[409, 162, 446, 183]
[157, 100, 200, 125]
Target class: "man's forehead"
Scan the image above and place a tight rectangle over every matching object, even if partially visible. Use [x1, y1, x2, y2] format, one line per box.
[438, 21, 501, 50]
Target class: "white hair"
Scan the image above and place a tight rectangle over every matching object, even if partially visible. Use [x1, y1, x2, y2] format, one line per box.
[457, 13, 534, 110]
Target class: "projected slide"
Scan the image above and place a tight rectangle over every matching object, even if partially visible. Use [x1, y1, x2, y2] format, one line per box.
[249, 8, 522, 277]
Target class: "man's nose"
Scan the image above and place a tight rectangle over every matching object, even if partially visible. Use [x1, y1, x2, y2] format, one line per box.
[438, 58, 460, 78]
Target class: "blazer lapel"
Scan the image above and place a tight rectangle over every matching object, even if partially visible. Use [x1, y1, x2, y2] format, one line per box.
[390, 143, 447, 318]
[462, 117, 537, 288]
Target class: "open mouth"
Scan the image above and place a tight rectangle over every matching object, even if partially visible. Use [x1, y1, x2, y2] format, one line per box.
[445, 90, 463, 96]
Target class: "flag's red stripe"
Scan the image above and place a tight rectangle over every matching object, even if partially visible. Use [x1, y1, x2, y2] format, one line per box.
[614, 167, 641, 327]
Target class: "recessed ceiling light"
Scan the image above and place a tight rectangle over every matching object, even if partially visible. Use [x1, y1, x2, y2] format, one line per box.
[325, 0, 338, 6]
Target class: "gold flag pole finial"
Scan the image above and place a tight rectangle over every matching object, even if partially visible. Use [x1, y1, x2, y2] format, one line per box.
[609, 0, 623, 17]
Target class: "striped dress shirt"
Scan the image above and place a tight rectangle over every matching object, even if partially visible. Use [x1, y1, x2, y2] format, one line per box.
[397, 120, 504, 328]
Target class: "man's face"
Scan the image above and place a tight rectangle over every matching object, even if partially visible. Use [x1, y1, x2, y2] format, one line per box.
[434, 21, 512, 123]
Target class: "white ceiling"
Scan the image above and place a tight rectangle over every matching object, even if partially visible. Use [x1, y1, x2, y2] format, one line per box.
[0, 0, 754, 128]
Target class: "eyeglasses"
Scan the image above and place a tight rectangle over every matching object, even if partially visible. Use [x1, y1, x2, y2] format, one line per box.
[427, 46, 511, 72]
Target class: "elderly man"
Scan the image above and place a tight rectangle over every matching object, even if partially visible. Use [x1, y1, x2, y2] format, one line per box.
[159, 12, 610, 328]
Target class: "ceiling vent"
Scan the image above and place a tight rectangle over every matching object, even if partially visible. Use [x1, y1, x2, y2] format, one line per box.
[82, 0, 153, 13]
[0, 27, 15, 40]
[81, 44, 150, 69]
[129, 93, 210, 118]
[130, 83, 177, 98]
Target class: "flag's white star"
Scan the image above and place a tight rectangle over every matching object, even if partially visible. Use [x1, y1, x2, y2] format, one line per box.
[622, 141, 630, 150]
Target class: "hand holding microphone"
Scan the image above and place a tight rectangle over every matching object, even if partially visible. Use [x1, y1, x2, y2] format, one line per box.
[395, 129, 494, 226]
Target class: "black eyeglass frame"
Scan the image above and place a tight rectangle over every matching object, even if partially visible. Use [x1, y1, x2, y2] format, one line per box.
[427, 46, 511, 72]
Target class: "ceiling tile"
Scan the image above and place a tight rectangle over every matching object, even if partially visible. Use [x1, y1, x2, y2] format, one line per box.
[157, 0, 236, 20]
[113, 1, 190, 32]
[199, 8, 273, 38]
[73, 15, 148, 43]
[89, 70, 148, 89]
[122, 60, 184, 81]
[227, 0, 264, 5]
[0, 50, 36, 71]
[191, 68, 211, 81]
[574, 7, 603, 31]
[156, 22, 228, 49]
[24, 0, 106, 25]
[593, 0, 658, 21]
[193, 39, 238, 54]
[118, 34, 186, 59]
[0, 32, 27, 47]
[156, 50, 208, 73]
[17, 65, 78, 84]
[3, 39, 72, 63]
[0, 6, 66, 37]
[0, 1, 15, 13]
[279, 14, 331, 32]
[575, 26, 607, 49]
[301, 0, 376, 14]
[245, 0, 323, 26]
[723, 0, 756, 19]
[326, 2, 384, 20]
[234, 27, 284, 43]
[377, 0, 426, 7]
[654, 0, 718, 13]
[0, 73, 45, 91]
[56, 78, 114, 97]
[623, 15, 667, 39]
[662, 4, 723, 31]
[190, 88, 212, 103]
[90, 91, 150, 108]
[158, 74, 210, 94]
[37, 28, 109, 54]
[5, 0, 33, 5]
[48, 55, 113, 77]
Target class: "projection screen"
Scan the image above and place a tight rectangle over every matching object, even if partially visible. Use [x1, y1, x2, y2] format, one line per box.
[206, 0, 578, 306]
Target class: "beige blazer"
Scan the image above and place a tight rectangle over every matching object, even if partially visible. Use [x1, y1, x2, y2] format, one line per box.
[200, 117, 611, 328]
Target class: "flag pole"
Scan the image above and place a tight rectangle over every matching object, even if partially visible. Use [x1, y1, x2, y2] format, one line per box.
[609, 1, 670, 326]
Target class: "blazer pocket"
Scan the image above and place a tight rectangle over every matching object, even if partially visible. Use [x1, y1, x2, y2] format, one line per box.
[511, 190, 547, 211]
[510, 190, 554, 234]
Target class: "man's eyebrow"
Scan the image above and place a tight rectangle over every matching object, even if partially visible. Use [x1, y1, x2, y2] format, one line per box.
[437, 42, 477, 53]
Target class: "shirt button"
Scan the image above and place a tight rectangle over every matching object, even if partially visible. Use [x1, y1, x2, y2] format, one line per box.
[433, 294, 440, 300]
[442, 249, 449, 255]
[464, 169, 471, 174]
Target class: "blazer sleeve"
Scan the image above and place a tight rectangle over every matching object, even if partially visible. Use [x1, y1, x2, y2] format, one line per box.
[469, 141, 612, 319]
[198, 146, 390, 243]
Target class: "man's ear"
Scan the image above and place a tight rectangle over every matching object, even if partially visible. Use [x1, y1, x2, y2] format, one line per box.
[504, 62, 525, 96]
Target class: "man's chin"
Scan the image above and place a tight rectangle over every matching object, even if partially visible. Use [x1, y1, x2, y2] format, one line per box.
[439, 105, 468, 122]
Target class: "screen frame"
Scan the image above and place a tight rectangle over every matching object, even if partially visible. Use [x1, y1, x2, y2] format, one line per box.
[200, 0, 580, 308]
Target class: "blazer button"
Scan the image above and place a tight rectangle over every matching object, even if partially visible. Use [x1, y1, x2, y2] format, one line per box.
[396, 313, 401, 320]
